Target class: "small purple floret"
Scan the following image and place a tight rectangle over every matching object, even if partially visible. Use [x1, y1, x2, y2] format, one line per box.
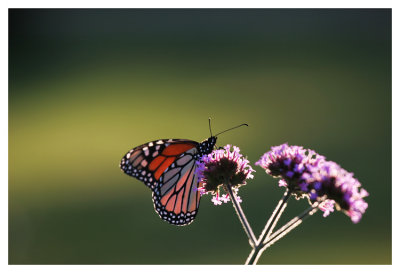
[278, 179, 288, 187]
[319, 200, 335, 217]
[211, 195, 222, 205]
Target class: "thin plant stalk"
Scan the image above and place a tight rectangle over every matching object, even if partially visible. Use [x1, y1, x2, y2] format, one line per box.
[245, 189, 291, 265]
[262, 203, 320, 249]
[258, 189, 291, 244]
[246, 200, 322, 265]
[225, 184, 257, 247]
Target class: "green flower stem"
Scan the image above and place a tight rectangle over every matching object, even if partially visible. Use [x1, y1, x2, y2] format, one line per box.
[246, 201, 322, 265]
[225, 184, 257, 247]
[245, 189, 291, 265]
[259, 189, 291, 244]
[262, 203, 320, 249]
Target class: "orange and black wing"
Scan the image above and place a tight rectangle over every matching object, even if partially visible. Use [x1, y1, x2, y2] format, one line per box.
[152, 146, 202, 225]
[120, 139, 202, 225]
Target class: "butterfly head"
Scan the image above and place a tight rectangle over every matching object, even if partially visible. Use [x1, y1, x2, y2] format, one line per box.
[198, 136, 217, 156]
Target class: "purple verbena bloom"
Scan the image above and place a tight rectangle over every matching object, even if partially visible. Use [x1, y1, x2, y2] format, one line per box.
[305, 161, 369, 223]
[256, 143, 369, 223]
[196, 144, 255, 206]
[255, 143, 325, 196]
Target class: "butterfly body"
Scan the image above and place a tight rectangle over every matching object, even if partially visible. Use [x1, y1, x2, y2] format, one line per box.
[120, 136, 217, 225]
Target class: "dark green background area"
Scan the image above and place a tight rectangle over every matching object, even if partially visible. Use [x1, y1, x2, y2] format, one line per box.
[9, 9, 391, 264]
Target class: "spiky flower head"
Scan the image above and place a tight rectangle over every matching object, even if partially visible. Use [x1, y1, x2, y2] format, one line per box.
[256, 143, 368, 223]
[255, 143, 326, 198]
[196, 144, 255, 205]
[303, 161, 369, 223]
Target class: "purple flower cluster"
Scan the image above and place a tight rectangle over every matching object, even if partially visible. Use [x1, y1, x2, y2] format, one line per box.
[196, 145, 255, 205]
[255, 144, 326, 195]
[255, 143, 369, 223]
[304, 161, 369, 223]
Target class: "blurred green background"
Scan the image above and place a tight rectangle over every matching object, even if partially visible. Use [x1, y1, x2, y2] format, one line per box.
[9, 9, 391, 264]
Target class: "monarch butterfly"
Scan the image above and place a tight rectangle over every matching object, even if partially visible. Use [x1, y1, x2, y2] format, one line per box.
[119, 122, 247, 226]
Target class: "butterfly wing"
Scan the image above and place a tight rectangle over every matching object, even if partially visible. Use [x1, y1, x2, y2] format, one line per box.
[152, 146, 201, 225]
[120, 139, 202, 225]
[120, 139, 198, 189]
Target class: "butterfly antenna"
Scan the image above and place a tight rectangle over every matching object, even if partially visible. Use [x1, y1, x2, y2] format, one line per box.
[209, 117, 213, 137]
[214, 123, 248, 137]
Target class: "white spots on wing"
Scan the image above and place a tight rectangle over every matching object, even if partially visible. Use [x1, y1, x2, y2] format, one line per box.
[156, 140, 164, 144]
[141, 160, 148, 167]
[126, 153, 131, 159]
[143, 147, 149, 156]
[155, 145, 160, 151]
[149, 142, 154, 147]
[152, 151, 159, 157]
[141, 170, 146, 176]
